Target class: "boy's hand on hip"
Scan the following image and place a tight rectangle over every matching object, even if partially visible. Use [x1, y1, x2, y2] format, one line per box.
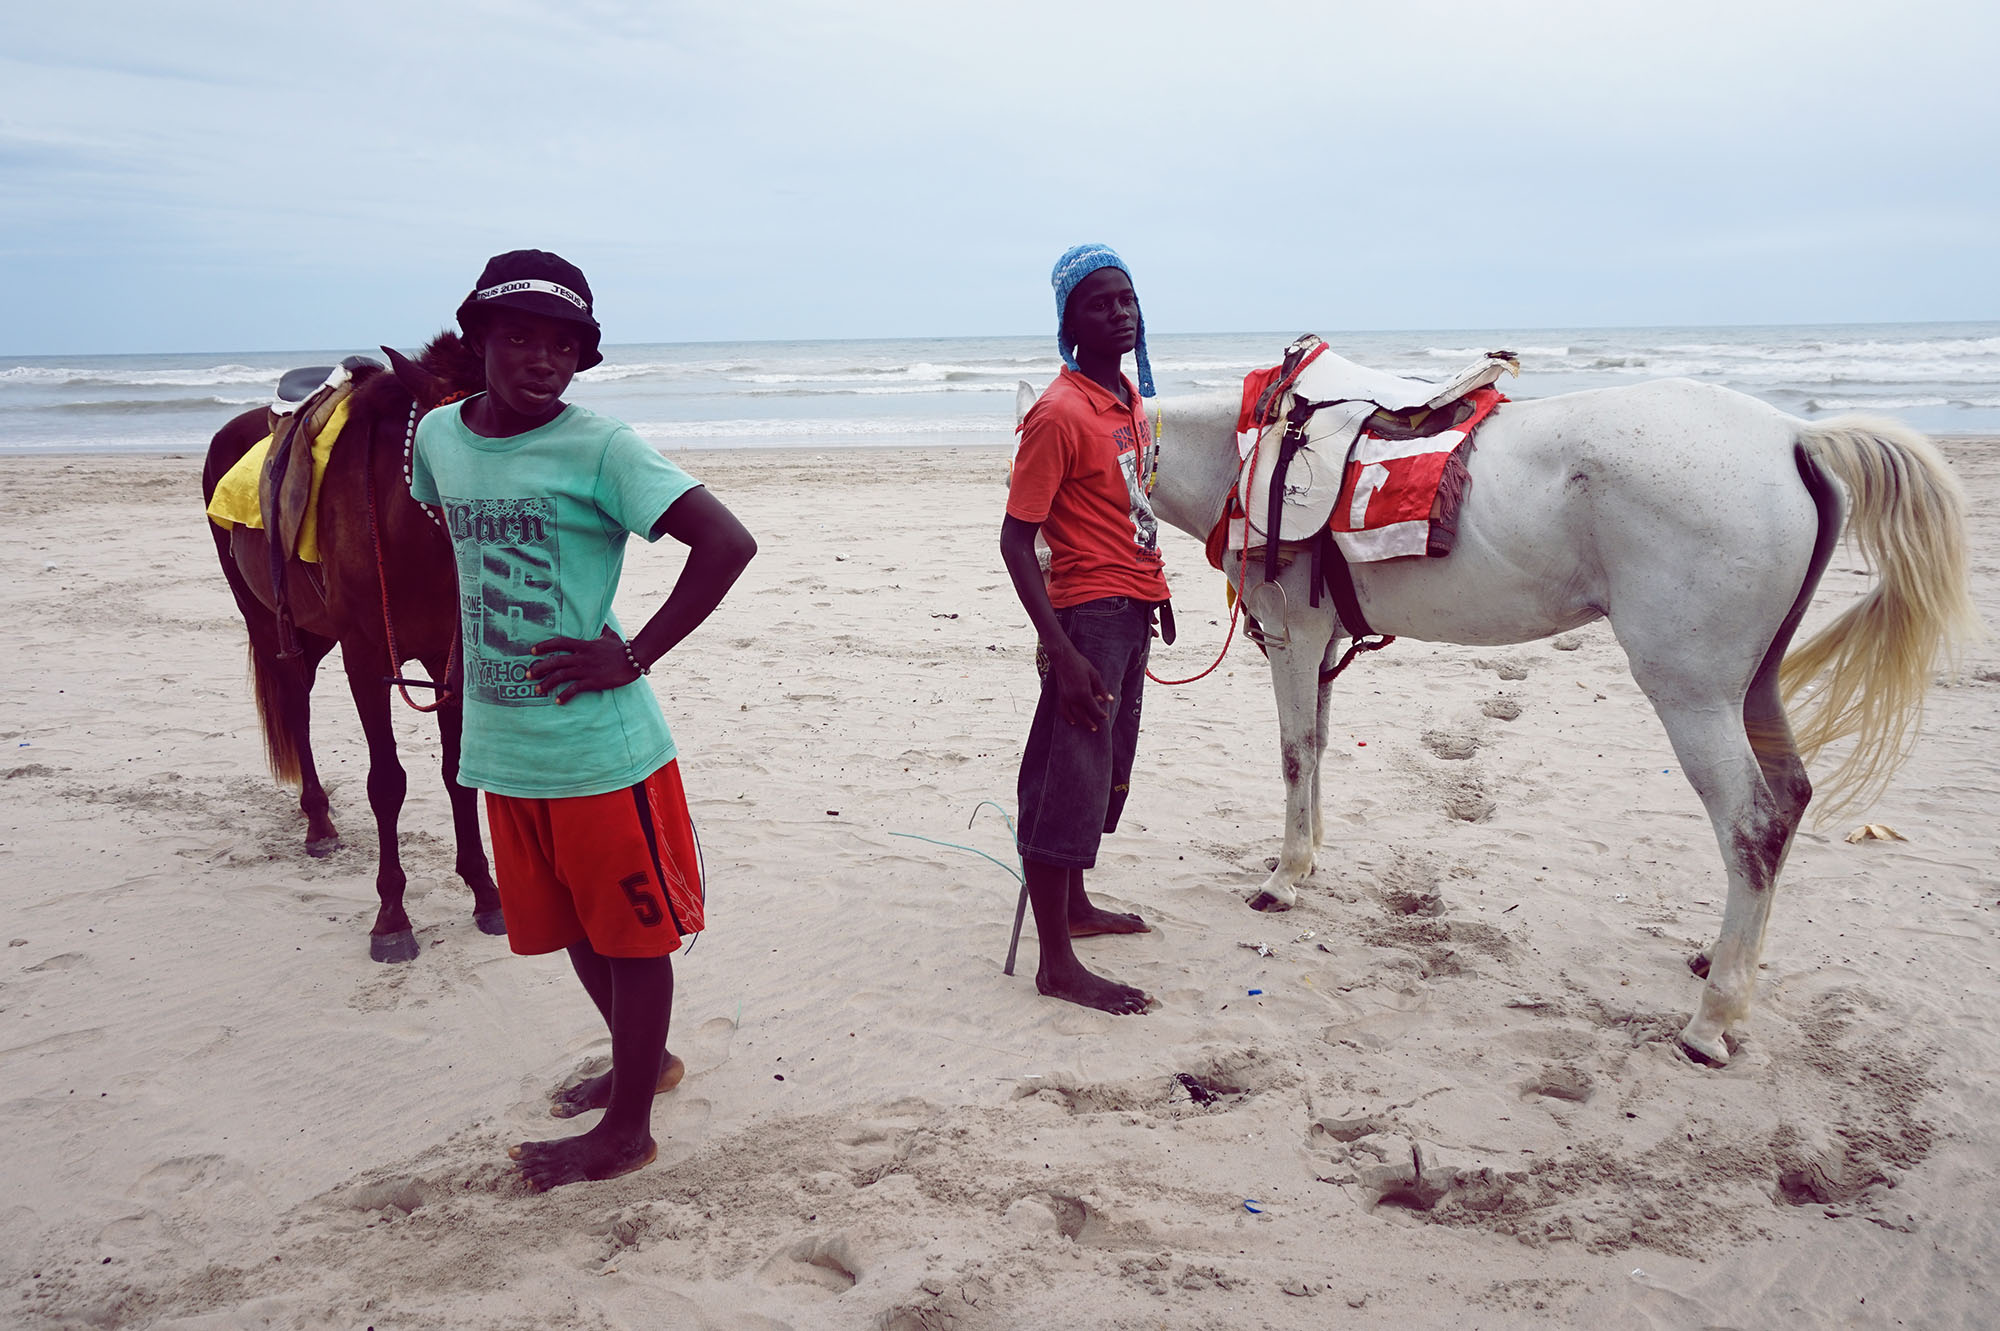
[529, 627, 641, 703]
[1051, 645, 1113, 731]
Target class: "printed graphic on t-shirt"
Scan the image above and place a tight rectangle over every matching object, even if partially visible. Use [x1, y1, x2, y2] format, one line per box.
[440, 496, 561, 706]
[1112, 420, 1160, 556]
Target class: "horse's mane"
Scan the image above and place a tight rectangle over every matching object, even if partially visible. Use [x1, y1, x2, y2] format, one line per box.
[348, 331, 485, 419]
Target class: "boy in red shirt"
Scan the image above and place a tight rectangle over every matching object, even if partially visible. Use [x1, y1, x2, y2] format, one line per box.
[1000, 244, 1168, 1015]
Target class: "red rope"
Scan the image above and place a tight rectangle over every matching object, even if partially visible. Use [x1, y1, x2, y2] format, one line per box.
[1146, 589, 1242, 686]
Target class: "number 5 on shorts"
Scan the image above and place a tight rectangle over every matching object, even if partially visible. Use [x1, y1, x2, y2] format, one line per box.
[618, 872, 664, 927]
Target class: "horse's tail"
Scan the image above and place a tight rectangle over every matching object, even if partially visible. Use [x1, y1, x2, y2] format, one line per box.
[204, 413, 307, 789]
[244, 617, 306, 788]
[1782, 416, 1984, 816]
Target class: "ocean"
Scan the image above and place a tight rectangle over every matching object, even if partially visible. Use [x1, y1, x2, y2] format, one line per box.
[5, 321, 1998, 456]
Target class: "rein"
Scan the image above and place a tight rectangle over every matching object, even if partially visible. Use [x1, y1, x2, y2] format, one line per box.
[1141, 397, 1395, 688]
[1146, 404, 1258, 687]
[366, 398, 460, 712]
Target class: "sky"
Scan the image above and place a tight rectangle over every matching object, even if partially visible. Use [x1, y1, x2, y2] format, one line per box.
[4, 0, 1997, 355]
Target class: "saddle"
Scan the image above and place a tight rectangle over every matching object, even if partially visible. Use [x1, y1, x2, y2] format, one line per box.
[1234, 335, 1517, 551]
[257, 356, 381, 658]
[1219, 335, 1517, 640]
[259, 357, 380, 566]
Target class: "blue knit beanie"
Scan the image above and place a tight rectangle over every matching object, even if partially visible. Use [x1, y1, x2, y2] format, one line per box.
[1051, 243, 1155, 398]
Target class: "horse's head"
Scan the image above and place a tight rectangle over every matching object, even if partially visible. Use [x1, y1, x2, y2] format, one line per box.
[381, 333, 485, 413]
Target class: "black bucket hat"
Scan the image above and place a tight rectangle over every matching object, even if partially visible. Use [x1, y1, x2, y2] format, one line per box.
[455, 249, 604, 370]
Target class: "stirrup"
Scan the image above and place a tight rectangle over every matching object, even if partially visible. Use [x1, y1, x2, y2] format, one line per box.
[1242, 581, 1290, 648]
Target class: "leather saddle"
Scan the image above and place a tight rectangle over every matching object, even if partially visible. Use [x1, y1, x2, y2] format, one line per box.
[259, 354, 381, 657]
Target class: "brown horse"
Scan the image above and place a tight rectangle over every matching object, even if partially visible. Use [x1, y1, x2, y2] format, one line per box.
[201, 333, 505, 962]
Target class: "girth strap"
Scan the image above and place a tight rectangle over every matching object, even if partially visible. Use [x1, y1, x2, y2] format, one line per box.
[1317, 527, 1372, 639]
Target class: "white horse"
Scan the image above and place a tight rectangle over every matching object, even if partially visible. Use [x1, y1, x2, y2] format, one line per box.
[1018, 374, 1978, 1063]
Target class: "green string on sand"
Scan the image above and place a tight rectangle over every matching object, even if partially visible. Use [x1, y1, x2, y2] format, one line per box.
[889, 800, 1025, 884]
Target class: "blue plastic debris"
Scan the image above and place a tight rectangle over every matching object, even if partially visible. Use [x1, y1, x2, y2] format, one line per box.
[1247, 988, 1263, 996]
[1243, 1200, 1264, 1213]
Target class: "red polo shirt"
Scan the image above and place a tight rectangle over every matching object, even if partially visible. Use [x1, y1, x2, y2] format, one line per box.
[1007, 367, 1171, 609]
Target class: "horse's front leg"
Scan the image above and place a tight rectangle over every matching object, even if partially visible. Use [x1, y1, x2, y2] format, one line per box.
[344, 641, 416, 963]
[1310, 643, 1341, 854]
[432, 667, 505, 937]
[1246, 585, 1339, 913]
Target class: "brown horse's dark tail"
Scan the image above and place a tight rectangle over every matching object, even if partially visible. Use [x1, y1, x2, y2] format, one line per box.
[204, 408, 307, 788]
[246, 628, 305, 787]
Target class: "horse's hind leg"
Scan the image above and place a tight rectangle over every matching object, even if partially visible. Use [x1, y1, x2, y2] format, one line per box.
[288, 635, 340, 855]
[218, 524, 340, 854]
[1678, 663, 1813, 1064]
[1673, 452, 1834, 1060]
[1618, 614, 1807, 1065]
[343, 641, 417, 963]
[246, 615, 340, 855]
[429, 658, 505, 936]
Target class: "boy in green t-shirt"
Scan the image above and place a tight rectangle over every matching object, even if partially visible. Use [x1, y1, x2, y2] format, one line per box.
[412, 250, 757, 1189]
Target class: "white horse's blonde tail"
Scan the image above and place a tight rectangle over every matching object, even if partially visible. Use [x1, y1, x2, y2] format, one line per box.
[1783, 416, 1984, 817]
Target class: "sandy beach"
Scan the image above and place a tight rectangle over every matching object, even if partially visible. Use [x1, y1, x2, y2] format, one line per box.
[2, 437, 1996, 1330]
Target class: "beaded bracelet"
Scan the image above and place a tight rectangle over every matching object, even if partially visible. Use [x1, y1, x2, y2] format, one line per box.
[620, 637, 650, 677]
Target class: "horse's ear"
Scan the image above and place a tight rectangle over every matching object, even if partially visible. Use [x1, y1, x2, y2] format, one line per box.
[383, 345, 447, 407]
[1015, 380, 1036, 426]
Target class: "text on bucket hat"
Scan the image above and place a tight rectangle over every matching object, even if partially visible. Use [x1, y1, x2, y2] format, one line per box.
[1051, 243, 1154, 398]
[455, 249, 604, 371]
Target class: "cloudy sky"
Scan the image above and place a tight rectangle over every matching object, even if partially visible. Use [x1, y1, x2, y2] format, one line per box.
[5, 0, 1996, 354]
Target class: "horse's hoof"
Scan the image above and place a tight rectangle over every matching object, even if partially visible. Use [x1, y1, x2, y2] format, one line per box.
[306, 835, 341, 858]
[370, 930, 419, 964]
[1679, 1028, 1729, 1068]
[473, 908, 508, 936]
[1687, 951, 1712, 979]
[1245, 890, 1294, 913]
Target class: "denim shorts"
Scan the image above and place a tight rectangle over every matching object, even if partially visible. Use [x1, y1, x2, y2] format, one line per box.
[1016, 596, 1153, 869]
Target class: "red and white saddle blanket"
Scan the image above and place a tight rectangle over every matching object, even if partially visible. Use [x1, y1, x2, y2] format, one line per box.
[1325, 385, 1503, 560]
[1209, 339, 1513, 567]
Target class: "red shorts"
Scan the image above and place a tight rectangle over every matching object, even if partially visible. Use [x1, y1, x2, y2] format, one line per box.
[485, 761, 705, 957]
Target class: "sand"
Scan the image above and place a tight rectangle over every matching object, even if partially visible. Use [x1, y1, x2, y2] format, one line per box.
[2, 438, 1996, 1330]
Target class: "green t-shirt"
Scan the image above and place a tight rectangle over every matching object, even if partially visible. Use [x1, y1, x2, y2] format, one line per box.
[411, 399, 700, 798]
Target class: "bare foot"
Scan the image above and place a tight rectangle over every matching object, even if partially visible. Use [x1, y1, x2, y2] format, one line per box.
[551, 1051, 686, 1119]
[1070, 905, 1148, 937]
[1036, 961, 1150, 1014]
[510, 1126, 658, 1190]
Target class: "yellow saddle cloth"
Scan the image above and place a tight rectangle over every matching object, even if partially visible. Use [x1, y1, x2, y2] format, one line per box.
[205, 396, 353, 564]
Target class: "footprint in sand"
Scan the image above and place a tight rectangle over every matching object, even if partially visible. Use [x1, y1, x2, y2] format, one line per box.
[24, 950, 89, 973]
[1420, 730, 1480, 760]
[95, 1210, 175, 1255]
[1481, 698, 1522, 721]
[1474, 656, 1531, 681]
[129, 1154, 239, 1199]
[654, 1095, 714, 1162]
[758, 1232, 861, 1292]
[1443, 778, 1496, 823]
[687, 1013, 737, 1075]
[1522, 1064, 1595, 1103]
